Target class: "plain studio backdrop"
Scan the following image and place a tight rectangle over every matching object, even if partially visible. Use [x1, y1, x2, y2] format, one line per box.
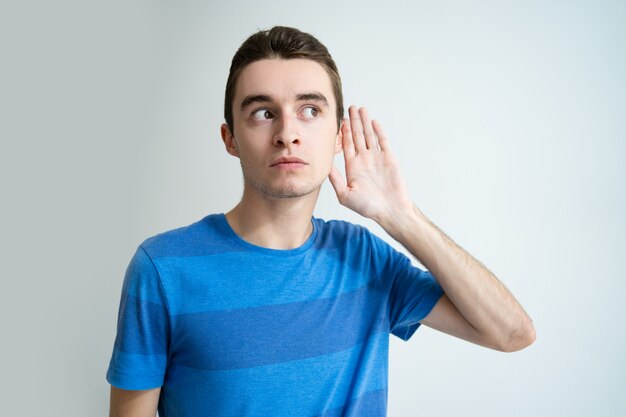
[1, 0, 624, 416]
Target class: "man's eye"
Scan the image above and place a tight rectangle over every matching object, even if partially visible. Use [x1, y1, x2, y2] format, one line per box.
[252, 109, 274, 120]
[301, 106, 319, 119]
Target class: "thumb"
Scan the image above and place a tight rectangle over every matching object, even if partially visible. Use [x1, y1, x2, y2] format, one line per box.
[328, 165, 347, 200]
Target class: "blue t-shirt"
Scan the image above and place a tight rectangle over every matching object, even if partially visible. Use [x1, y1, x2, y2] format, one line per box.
[107, 213, 444, 417]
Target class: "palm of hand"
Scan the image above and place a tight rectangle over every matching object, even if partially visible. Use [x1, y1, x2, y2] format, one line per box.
[329, 106, 413, 222]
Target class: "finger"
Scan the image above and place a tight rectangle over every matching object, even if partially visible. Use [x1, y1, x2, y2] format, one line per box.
[328, 165, 348, 202]
[348, 105, 367, 153]
[372, 119, 390, 152]
[358, 107, 378, 151]
[340, 118, 356, 160]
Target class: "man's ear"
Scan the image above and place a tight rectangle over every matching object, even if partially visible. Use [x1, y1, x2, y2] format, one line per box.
[334, 120, 343, 154]
[221, 123, 239, 157]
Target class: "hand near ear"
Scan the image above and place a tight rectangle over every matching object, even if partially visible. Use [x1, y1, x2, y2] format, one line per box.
[329, 106, 414, 224]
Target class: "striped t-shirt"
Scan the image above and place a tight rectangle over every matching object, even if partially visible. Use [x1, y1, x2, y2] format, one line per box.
[106, 213, 444, 417]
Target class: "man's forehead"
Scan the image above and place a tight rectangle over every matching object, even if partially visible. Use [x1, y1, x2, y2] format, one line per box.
[234, 58, 335, 105]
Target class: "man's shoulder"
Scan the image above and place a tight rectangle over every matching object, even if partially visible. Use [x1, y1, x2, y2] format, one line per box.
[313, 216, 383, 247]
[314, 216, 365, 235]
[139, 213, 225, 257]
[313, 217, 404, 270]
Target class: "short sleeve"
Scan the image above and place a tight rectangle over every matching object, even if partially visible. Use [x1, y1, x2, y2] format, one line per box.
[106, 245, 170, 390]
[387, 253, 444, 341]
[366, 231, 444, 341]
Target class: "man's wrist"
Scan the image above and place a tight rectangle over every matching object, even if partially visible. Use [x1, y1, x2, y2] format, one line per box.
[377, 203, 429, 243]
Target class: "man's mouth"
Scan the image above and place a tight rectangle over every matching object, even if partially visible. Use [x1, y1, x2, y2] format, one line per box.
[270, 156, 307, 167]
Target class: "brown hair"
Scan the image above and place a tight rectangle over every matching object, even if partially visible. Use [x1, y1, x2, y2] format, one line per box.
[224, 26, 344, 136]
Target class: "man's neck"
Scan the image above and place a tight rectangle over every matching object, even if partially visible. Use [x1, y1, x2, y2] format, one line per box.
[225, 188, 320, 250]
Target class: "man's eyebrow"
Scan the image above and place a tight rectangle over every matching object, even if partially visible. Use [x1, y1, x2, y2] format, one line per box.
[239, 92, 330, 112]
[295, 92, 329, 107]
[240, 94, 272, 112]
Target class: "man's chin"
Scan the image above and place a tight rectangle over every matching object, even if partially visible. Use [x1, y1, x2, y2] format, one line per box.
[245, 179, 322, 200]
[263, 186, 319, 199]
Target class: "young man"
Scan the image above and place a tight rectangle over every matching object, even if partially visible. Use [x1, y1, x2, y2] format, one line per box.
[107, 26, 535, 417]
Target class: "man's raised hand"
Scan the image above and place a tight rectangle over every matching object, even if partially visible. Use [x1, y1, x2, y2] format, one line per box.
[329, 105, 414, 224]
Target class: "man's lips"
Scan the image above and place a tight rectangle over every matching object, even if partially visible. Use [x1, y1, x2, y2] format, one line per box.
[270, 156, 307, 167]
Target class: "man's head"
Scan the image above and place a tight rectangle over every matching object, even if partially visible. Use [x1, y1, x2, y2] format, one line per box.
[220, 27, 345, 201]
[224, 26, 344, 137]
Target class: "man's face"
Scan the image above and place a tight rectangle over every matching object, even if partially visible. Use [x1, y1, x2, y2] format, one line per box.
[221, 58, 342, 200]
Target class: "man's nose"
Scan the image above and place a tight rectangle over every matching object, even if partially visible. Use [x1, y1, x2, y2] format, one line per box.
[273, 114, 300, 147]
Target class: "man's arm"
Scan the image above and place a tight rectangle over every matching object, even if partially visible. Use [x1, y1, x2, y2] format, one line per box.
[328, 105, 535, 352]
[109, 386, 160, 417]
[379, 204, 535, 351]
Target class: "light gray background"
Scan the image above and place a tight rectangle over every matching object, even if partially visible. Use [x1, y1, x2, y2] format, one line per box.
[2, 0, 624, 416]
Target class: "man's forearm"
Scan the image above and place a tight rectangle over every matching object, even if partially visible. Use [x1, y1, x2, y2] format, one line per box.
[110, 386, 160, 417]
[377, 203, 535, 351]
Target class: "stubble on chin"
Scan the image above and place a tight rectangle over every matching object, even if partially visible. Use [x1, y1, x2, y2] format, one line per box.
[239, 162, 325, 199]
[242, 174, 321, 199]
